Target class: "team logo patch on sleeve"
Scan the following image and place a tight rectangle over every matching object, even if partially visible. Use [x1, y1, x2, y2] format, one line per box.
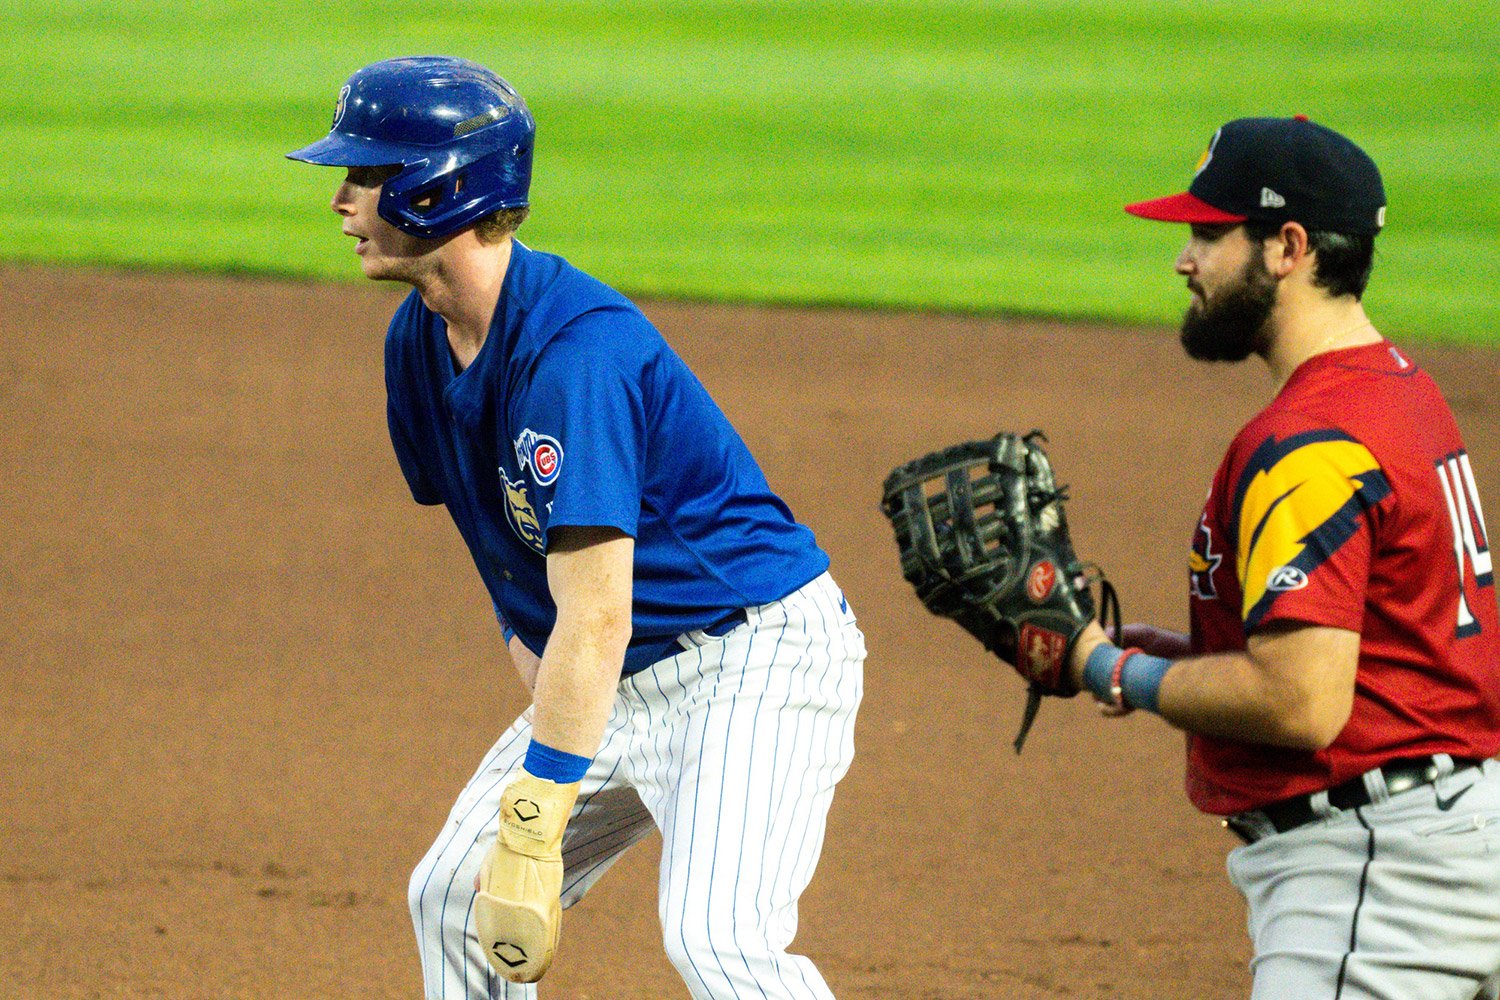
[1189, 513, 1222, 601]
[499, 470, 547, 554]
[514, 429, 563, 487]
[1232, 429, 1391, 627]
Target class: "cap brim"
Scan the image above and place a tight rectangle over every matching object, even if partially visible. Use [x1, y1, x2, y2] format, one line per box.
[285, 131, 413, 166]
[1124, 191, 1246, 224]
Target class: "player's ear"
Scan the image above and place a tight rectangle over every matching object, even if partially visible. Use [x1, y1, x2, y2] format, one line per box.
[1266, 222, 1309, 278]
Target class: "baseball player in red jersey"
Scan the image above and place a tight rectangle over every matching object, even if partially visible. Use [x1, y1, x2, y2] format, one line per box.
[1064, 117, 1500, 998]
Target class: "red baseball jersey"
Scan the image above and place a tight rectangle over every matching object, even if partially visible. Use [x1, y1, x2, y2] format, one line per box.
[1185, 341, 1500, 815]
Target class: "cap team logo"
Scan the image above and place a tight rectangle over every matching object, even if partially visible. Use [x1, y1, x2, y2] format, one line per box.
[1026, 561, 1057, 603]
[332, 84, 351, 130]
[514, 428, 563, 486]
[1194, 128, 1223, 177]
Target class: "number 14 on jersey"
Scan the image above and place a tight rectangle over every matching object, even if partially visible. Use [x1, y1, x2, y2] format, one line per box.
[1436, 451, 1494, 637]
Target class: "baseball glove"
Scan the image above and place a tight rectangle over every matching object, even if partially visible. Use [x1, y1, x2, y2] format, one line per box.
[880, 430, 1119, 752]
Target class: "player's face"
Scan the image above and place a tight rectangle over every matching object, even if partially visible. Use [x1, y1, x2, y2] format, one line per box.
[330, 166, 433, 282]
[1175, 224, 1278, 362]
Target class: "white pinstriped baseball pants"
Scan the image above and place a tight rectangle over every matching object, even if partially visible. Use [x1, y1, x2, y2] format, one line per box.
[408, 572, 865, 999]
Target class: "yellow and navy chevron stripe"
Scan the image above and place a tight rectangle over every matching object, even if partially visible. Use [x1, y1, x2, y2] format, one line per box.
[1230, 429, 1391, 627]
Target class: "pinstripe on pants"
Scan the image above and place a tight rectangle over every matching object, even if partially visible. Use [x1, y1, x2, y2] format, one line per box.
[408, 572, 866, 999]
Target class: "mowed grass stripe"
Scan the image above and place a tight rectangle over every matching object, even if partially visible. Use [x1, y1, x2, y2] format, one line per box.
[0, 1, 1494, 342]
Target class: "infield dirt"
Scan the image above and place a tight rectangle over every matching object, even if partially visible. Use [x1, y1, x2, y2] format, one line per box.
[3, 266, 1497, 998]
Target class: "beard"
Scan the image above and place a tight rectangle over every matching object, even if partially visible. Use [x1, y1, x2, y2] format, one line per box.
[1179, 252, 1278, 362]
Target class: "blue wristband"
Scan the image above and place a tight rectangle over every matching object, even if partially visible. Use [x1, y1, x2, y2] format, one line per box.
[1120, 650, 1171, 713]
[1083, 643, 1120, 702]
[523, 740, 592, 784]
[1082, 642, 1171, 714]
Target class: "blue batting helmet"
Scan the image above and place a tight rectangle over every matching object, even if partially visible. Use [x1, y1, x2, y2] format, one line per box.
[287, 56, 534, 239]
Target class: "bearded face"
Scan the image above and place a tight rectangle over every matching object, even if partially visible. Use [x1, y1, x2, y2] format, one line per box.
[1179, 247, 1279, 362]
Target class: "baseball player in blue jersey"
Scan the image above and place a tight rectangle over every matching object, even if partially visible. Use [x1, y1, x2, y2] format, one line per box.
[288, 56, 865, 999]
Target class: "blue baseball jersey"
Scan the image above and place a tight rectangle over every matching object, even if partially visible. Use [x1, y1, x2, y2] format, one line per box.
[384, 241, 829, 674]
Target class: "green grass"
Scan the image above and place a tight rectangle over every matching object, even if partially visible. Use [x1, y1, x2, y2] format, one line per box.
[2, 0, 1496, 343]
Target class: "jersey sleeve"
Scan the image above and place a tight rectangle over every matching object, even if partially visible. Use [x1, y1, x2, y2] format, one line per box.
[383, 293, 444, 507]
[1230, 428, 1392, 631]
[513, 312, 649, 542]
[387, 389, 443, 506]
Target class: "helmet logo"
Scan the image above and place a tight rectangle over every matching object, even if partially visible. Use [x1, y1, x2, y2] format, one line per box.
[332, 84, 351, 130]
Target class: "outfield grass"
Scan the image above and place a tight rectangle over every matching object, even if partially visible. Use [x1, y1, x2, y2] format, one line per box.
[2, 1, 1496, 343]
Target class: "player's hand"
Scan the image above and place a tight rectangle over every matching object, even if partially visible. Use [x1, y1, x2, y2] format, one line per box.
[473, 769, 580, 983]
[1120, 622, 1191, 659]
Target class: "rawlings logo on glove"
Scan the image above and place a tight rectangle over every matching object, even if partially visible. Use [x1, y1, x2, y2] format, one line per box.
[880, 430, 1119, 751]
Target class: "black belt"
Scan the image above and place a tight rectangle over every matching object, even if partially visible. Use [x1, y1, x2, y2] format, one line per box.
[702, 607, 749, 637]
[1225, 755, 1484, 844]
[622, 607, 752, 677]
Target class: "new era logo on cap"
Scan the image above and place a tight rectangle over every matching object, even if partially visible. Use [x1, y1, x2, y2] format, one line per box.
[1125, 116, 1387, 234]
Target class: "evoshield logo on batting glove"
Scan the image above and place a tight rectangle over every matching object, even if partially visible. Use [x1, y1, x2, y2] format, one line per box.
[474, 769, 580, 983]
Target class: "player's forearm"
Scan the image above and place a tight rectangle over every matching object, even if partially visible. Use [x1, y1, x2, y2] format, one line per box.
[1154, 651, 1341, 749]
[1162, 625, 1358, 749]
[1073, 621, 1358, 749]
[530, 613, 630, 757]
[531, 527, 635, 758]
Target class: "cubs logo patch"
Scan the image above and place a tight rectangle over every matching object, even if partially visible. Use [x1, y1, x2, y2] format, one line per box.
[1026, 561, 1057, 603]
[499, 470, 546, 554]
[515, 429, 563, 487]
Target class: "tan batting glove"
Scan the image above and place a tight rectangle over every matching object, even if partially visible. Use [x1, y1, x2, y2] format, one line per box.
[474, 768, 580, 983]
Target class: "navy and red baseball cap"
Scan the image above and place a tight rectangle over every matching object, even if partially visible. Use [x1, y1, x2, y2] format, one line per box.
[1125, 116, 1386, 235]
